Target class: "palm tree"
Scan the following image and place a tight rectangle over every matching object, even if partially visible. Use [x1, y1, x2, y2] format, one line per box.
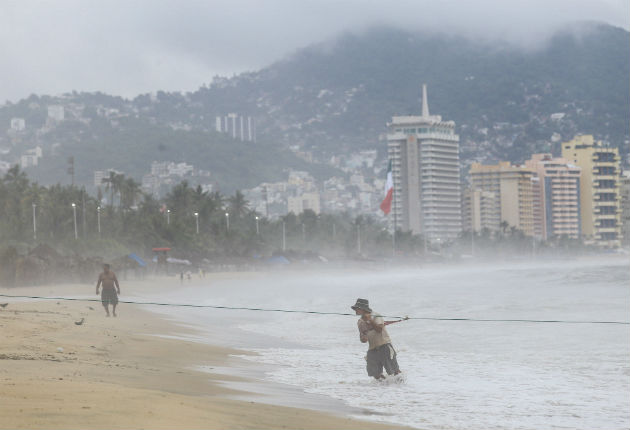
[0, 165, 31, 239]
[228, 190, 249, 219]
[3, 165, 29, 191]
[111, 173, 126, 208]
[165, 181, 194, 215]
[207, 191, 224, 214]
[102, 171, 116, 208]
[120, 177, 142, 209]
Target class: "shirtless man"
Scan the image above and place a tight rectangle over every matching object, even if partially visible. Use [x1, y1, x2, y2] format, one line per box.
[96, 264, 120, 317]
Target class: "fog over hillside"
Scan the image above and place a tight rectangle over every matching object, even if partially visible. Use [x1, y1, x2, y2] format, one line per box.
[1, 22, 627, 192]
[1, 0, 628, 101]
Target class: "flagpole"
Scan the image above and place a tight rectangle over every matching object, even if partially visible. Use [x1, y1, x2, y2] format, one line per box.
[392, 192, 396, 257]
[392, 207, 396, 257]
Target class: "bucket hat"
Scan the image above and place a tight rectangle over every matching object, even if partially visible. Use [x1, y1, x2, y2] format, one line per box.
[351, 298, 371, 312]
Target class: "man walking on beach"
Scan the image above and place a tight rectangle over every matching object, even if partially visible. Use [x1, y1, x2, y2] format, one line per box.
[96, 264, 120, 317]
[352, 298, 401, 380]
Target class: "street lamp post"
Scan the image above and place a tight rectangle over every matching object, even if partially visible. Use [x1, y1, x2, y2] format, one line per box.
[470, 201, 475, 258]
[282, 221, 286, 251]
[32, 203, 37, 241]
[71, 203, 78, 240]
[97, 206, 101, 237]
[194, 212, 199, 234]
[532, 234, 536, 258]
[225, 212, 230, 231]
[392, 225, 396, 257]
[255, 216, 259, 235]
[166, 209, 170, 225]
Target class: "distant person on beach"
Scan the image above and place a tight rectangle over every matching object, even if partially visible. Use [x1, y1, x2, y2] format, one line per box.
[352, 298, 401, 380]
[96, 264, 120, 317]
[180, 271, 184, 284]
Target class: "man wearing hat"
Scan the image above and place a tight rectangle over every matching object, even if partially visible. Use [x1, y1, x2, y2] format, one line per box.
[352, 298, 401, 380]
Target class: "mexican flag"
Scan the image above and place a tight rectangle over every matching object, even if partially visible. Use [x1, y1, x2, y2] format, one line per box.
[380, 160, 393, 215]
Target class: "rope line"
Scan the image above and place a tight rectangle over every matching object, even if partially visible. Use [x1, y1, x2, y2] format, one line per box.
[1, 293, 628, 325]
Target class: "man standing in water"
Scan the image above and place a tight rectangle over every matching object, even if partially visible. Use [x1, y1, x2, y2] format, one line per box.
[96, 264, 120, 317]
[352, 298, 401, 380]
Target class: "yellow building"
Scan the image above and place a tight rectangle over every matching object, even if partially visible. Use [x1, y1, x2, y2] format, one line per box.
[561, 135, 622, 247]
[469, 162, 536, 236]
[462, 187, 500, 233]
[621, 172, 630, 247]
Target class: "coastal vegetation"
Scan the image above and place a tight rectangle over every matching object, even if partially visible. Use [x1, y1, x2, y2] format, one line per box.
[0, 166, 597, 285]
[0, 166, 426, 274]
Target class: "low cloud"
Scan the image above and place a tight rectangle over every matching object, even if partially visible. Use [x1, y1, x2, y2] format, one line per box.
[1, 0, 628, 102]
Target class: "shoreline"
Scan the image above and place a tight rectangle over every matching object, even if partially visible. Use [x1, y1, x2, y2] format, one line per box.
[0, 278, 411, 430]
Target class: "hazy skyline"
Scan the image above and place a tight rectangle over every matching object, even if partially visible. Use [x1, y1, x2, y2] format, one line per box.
[2, 0, 628, 103]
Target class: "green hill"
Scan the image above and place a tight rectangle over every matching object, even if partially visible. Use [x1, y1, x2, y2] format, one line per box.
[0, 21, 627, 192]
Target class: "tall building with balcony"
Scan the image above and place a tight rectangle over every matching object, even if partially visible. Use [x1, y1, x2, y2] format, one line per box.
[462, 188, 500, 233]
[621, 172, 630, 247]
[468, 162, 536, 236]
[525, 154, 581, 240]
[561, 135, 622, 247]
[386, 84, 462, 242]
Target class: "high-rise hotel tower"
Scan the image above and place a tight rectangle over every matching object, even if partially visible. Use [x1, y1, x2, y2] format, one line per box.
[561, 135, 622, 247]
[386, 84, 462, 242]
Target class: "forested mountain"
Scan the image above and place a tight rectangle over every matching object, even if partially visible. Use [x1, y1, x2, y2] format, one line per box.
[203, 21, 628, 163]
[1, 22, 627, 192]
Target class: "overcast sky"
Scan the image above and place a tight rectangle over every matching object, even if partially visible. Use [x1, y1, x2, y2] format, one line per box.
[2, 0, 628, 103]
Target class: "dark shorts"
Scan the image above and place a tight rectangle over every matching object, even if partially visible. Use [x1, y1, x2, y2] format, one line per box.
[366, 343, 400, 377]
[101, 289, 118, 306]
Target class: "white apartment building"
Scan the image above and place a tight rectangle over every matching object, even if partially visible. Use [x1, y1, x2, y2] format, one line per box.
[10, 118, 25, 131]
[386, 84, 462, 241]
[287, 192, 321, 215]
[20, 146, 43, 169]
[20, 154, 38, 168]
[150, 161, 193, 177]
[168, 162, 193, 177]
[215, 113, 256, 142]
[93, 168, 124, 187]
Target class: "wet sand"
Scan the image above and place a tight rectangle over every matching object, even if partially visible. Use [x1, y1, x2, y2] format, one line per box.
[0, 276, 410, 429]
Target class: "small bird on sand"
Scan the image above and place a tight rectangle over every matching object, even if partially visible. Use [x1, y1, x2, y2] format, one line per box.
[75, 318, 85, 326]
[0, 303, 8, 308]
[88, 306, 94, 310]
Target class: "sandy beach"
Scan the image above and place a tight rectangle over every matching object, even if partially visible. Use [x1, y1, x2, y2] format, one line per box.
[0, 275, 409, 430]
